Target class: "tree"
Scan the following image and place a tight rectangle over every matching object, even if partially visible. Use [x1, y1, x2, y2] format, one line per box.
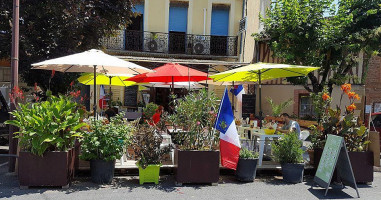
[255, 0, 381, 94]
[0, 0, 137, 94]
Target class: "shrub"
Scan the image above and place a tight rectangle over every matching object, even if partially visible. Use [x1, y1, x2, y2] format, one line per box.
[132, 124, 172, 169]
[80, 113, 133, 162]
[166, 89, 219, 150]
[272, 132, 304, 164]
[6, 95, 85, 156]
[239, 148, 259, 159]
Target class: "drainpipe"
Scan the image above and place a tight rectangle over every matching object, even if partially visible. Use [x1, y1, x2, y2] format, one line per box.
[203, 8, 207, 35]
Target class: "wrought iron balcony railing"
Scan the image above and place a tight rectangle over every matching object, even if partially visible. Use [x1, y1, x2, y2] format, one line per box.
[100, 30, 238, 57]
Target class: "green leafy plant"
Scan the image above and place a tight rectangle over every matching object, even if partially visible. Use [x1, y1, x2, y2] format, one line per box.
[80, 113, 133, 162]
[266, 97, 293, 117]
[313, 84, 369, 152]
[239, 148, 259, 159]
[166, 89, 219, 150]
[308, 125, 326, 150]
[6, 95, 86, 156]
[132, 124, 172, 169]
[143, 102, 158, 119]
[272, 132, 304, 164]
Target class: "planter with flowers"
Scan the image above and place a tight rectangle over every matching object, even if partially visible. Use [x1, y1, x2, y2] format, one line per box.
[132, 124, 172, 184]
[6, 88, 86, 188]
[311, 84, 373, 183]
[166, 89, 220, 185]
[80, 113, 132, 184]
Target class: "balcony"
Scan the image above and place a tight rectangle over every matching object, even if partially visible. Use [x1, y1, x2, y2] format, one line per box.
[100, 30, 238, 57]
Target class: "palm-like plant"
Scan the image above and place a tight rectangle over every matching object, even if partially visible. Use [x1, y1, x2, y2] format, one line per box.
[266, 97, 293, 117]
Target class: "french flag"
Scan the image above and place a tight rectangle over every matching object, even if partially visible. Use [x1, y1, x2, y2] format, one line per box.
[215, 88, 241, 170]
[231, 85, 245, 118]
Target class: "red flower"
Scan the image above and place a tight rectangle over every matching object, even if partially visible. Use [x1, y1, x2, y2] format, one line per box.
[354, 94, 360, 100]
[70, 81, 74, 87]
[322, 93, 330, 101]
[347, 92, 356, 99]
[347, 103, 356, 112]
[51, 70, 56, 79]
[341, 83, 351, 94]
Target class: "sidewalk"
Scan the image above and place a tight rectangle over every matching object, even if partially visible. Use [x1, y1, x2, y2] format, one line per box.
[1, 163, 381, 200]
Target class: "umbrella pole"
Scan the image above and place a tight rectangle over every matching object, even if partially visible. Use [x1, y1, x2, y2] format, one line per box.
[172, 76, 174, 93]
[232, 81, 235, 112]
[258, 70, 262, 119]
[188, 66, 190, 91]
[93, 65, 97, 119]
[109, 76, 112, 106]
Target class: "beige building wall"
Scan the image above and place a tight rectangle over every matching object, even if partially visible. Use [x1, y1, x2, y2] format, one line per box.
[256, 85, 365, 118]
[144, 0, 243, 36]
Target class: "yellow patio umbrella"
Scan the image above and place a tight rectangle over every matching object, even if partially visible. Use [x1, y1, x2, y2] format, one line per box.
[210, 62, 320, 116]
[78, 73, 136, 87]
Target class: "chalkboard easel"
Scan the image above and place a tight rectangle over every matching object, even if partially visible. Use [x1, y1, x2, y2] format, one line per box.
[312, 134, 359, 198]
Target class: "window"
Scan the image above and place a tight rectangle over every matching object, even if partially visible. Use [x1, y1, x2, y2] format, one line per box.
[168, 1, 189, 54]
[299, 95, 315, 119]
[0, 67, 11, 82]
[210, 4, 230, 55]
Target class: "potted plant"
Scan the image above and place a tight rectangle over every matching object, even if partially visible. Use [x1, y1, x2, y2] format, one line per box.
[272, 132, 305, 183]
[311, 84, 373, 183]
[235, 148, 259, 182]
[142, 102, 158, 120]
[166, 89, 220, 185]
[6, 91, 85, 188]
[132, 124, 172, 184]
[80, 113, 132, 184]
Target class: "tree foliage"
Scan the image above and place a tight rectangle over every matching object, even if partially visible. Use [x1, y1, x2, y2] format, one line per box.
[0, 0, 136, 94]
[255, 0, 381, 93]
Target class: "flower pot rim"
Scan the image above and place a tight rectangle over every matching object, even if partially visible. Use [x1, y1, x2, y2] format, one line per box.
[136, 163, 162, 167]
[239, 157, 259, 160]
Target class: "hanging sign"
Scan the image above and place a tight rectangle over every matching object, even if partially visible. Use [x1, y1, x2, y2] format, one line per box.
[312, 134, 359, 197]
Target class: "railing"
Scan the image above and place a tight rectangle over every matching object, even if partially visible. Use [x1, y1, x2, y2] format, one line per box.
[100, 30, 238, 57]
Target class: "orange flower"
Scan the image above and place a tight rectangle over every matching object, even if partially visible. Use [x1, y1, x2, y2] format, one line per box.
[347, 91, 356, 99]
[354, 94, 360, 100]
[341, 83, 351, 94]
[347, 103, 356, 112]
[322, 93, 330, 101]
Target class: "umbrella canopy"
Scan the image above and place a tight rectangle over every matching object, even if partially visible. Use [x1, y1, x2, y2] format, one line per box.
[78, 73, 135, 87]
[144, 82, 204, 89]
[126, 63, 210, 83]
[32, 49, 151, 117]
[32, 49, 151, 74]
[211, 62, 320, 117]
[211, 62, 320, 82]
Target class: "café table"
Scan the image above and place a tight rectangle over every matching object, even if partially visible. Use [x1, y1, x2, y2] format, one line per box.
[238, 126, 283, 166]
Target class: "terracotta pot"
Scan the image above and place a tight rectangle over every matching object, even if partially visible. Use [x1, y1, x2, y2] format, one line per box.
[18, 150, 74, 187]
[175, 149, 219, 185]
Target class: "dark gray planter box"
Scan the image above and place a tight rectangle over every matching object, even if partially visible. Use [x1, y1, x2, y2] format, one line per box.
[175, 150, 219, 185]
[235, 158, 258, 182]
[281, 163, 304, 183]
[90, 160, 116, 184]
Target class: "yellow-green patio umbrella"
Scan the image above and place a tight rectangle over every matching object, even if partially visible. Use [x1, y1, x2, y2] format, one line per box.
[210, 62, 320, 116]
[78, 73, 136, 87]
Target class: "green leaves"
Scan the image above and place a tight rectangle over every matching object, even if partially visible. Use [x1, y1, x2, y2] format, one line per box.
[258, 0, 381, 93]
[266, 97, 293, 117]
[5, 95, 85, 156]
[80, 113, 133, 162]
[272, 132, 304, 164]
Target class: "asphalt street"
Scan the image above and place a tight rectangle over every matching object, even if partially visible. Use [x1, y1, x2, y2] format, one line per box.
[0, 162, 380, 200]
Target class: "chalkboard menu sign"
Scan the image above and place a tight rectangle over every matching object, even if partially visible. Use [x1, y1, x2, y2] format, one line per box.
[313, 134, 359, 197]
[124, 85, 138, 107]
[242, 94, 256, 119]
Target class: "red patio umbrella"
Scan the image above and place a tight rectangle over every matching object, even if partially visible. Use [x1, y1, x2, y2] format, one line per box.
[125, 63, 210, 91]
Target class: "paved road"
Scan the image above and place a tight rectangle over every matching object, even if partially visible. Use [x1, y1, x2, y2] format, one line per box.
[1, 164, 380, 200]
